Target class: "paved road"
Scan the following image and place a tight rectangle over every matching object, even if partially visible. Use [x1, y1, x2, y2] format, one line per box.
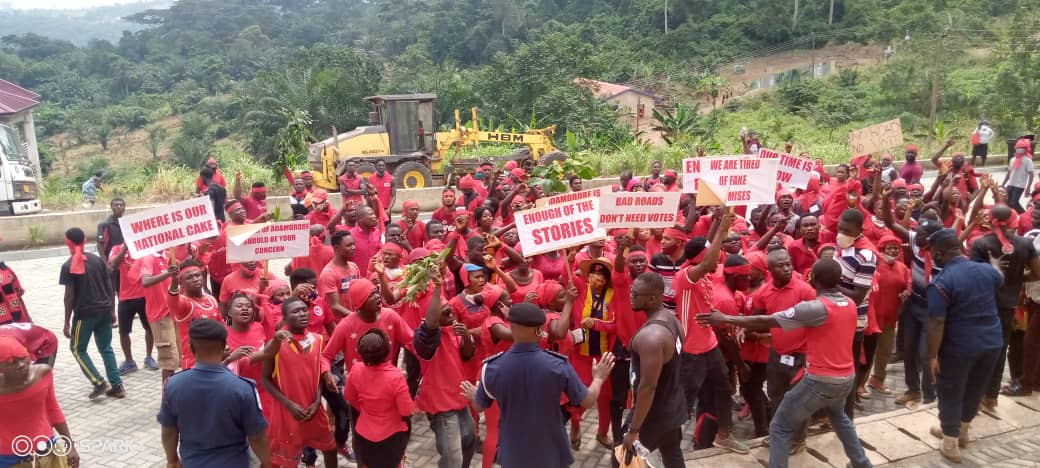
[8, 165, 1030, 467]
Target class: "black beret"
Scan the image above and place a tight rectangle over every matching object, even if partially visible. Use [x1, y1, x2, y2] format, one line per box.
[189, 318, 227, 342]
[927, 228, 959, 248]
[508, 303, 546, 327]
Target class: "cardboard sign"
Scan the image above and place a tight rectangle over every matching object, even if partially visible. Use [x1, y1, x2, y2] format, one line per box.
[598, 192, 681, 229]
[696, 180, 729, 206]
[516, 198, 605, 256]
[848, 119, 904, 156]
[682, 156, 780, 206]
[758, 148, 815, 189]
[226, 220, 310, 263]
[120, 198, 219, 258]
[535, 187, 603, 208]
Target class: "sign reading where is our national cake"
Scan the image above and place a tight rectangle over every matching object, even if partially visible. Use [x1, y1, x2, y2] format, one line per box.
[598, 192, 681, 229]
[516, 197, 605, 257]
[120, 197, 220, 258]
[682, 156, 780, 206]
[226, 220, 310, 263]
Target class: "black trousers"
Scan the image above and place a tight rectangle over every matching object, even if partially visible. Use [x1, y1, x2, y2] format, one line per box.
[844, 331, 865, 419]
[609, 341, 632, 444]
[987, 308, 1017, 399]
[354, 430, 410, 468]
[766, 350, 808, 443]
[680, 348, 733, 432]
[740, 361, 769, 437]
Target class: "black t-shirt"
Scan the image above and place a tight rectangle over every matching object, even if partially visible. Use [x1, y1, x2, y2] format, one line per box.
[59, 252, 114, 319]
[970, 233, 1036, 309]
[208, 183, 227, 222]
[96, 217, 124, 258]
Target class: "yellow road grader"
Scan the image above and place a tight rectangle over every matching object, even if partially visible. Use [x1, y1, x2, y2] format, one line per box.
[307, 94, 565, 190]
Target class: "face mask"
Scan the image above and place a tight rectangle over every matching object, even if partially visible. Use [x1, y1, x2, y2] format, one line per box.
[881, 254, 898, 265]
[836, 233, 856, 249]
[1017, 148, 1027, 155]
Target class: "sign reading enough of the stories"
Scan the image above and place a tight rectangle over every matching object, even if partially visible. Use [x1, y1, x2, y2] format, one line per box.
[516, 197, 605, 256]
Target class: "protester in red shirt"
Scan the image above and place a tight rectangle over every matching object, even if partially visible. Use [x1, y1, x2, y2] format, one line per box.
[232, 171, 268, 221]
[396, 199, 426, 248]
[257, 279, 290, 339]
[866, 235, 911, 395]
[288, 268, 335, 338]
[344, 329, 412, 468]
[201, 200, 250, 300]
[338, 160, 367, 208]
[166, 260, 223, 370]
[716, 255, 769, 437]
[305, 189, 334, 230]
[672, 212, 749, 453]
[351, 205, 384, 274]
[223, 292, 268, 392]
[430, 189, 458, 231]
[788, 215, 822, 275]
[260, 298, 338, 468]
[108, 244, 154, 374]
[368, 160, 396, 223]
[218, 261, 272, 315]
[322, 279, 414, 372]
[318, 230, 362, 320]
[194, 157, 227, 195]
[0, 338, 79, 468]
[567, 257, 618, 449]
[411, 282, 477, 467]
[130, 251, 179, 384]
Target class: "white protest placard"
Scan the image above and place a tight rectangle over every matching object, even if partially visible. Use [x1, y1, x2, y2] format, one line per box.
[682, 156, 780, 206]
[516, 198, 605, 256]
[597, 192, 681, 229]
[758, 148, 815, 189]
[535, 187, 604, 208]
[120, 197, 219, 258]
[848, 119, 904, 156]
[226, 220, 310, 263]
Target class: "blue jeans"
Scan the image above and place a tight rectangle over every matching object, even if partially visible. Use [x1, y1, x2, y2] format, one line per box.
[937, 349, 1001, 437]
[768, 376, 870, 468]
[428, 408, 476, 468]
[902, 302, 935, 399]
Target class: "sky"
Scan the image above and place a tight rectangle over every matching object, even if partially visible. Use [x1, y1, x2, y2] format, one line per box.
[0, 0, 139, 9]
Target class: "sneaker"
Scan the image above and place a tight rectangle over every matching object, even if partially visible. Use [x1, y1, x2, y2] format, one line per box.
[88, 382, 110, 400]
[1001, 381, 1032, 397]
[713, 435, 750, 454]
[118, 360, 138, 375]
[337, 445, 355, 462]
[143, 356, 159, 370]
[106, 385, 126, 399]
[895, 390, 921, 405]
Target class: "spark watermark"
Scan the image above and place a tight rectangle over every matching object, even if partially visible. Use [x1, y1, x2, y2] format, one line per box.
[10, 435, 142, 457]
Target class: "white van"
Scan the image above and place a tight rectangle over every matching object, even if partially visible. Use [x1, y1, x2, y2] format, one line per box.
[0, 123, 41, 215]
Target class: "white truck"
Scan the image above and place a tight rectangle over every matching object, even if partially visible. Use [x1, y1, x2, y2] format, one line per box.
[0, 123, 41, 215]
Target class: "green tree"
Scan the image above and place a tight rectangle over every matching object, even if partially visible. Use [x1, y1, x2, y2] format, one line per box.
[147, 125, 169, 161]
[652, 103, 703, 145]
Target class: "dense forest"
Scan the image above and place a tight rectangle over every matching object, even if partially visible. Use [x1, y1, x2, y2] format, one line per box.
[0, 0, 1037, 208]
[0, 1, 172, 45]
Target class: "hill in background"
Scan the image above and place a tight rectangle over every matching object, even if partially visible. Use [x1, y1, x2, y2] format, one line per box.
[0, 1, 172, 45]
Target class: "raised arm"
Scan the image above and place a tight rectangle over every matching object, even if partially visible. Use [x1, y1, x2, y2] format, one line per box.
[929, 138, 957, 170]
[879, 187, 910, 241]
[686, 210, 733, 282]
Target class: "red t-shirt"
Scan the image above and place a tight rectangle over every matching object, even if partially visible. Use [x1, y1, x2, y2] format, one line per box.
[241, 196, 267, 220]
[0, 263, 27, 324]
[290, 244, 335, 277]
[0, 372, 64, 454]
[350, 225, 384, 277]
[673, 266, 718, 355]
[415, 327, 470, 414]
[397, 219, 427, 249]
[344, 361, 412, 442]
[202, 223, 235, 283]
[129, 253, 170, 322]
[339, 174, 365, 207]
[430, 206, 457, 232]
[368, 172, 395, 212]
[750, 278, 816, 355]
[400, 285, 445, 331]
[869, 259, 910, 330]
[306, 208, 333, 231]
[306, 297, 333, 337]
[167, 292, 223, 369]
[531, 254, 565, 283]
[226, 322, 266, 384]
[218, 270, 272, 304]
[611, 270, 647, 348]
[0, 323, 57, 361]
[109, 245, 145, 300]
[318, 261, 362, 312]
[480, 315, 511, 357]
[500, 270, 542, 305]
[323, 308, 414, 371]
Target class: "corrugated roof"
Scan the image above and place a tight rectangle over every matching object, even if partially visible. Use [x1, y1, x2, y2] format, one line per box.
[574, 77, 656, 100]
[0, 79, 40, 116]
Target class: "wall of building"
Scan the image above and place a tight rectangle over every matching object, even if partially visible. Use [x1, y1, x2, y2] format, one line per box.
[607, 91, 656, 132]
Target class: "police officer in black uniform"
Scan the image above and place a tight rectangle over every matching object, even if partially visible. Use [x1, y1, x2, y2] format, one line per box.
[463, 303, 614, 468]
[157, 319, 273, 468]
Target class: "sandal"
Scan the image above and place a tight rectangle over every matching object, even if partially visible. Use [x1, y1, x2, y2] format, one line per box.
[596, 433, 613, 449]
[867, 377, 892, 395]
[856, 388, 871, 399]
[570, 427, 581, 451]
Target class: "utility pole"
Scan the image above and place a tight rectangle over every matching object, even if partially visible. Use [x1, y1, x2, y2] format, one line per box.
[811, 32, 816, 78]
[928, 23, 952, 145]
[829, 0, 835, 24]
[793, 0, 799, 29]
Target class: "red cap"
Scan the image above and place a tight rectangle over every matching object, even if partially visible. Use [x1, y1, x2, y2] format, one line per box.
[311, 189, 329, 203]
[906, 144, 919, 152]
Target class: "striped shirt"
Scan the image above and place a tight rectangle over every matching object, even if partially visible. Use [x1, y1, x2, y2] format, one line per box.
[836, 244, 876, 330]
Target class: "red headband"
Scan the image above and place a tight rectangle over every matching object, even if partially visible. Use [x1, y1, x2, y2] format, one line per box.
[908, 183, 925, 192]
[403, 200, 419, 211]
[628, 250, 648, 260]
[250, 187, 266, 194]
[723, 264, 752, 275]
[65, 238, 86, 275]
[890, 179, 908, 189]
[382, 242, 405, 257]
[663, 228, 689, 242]
[991, 207, 1019, 254]
[179, 265, 203, 277]
[300, 171, 311, 177]
[225, 201, 243, 213]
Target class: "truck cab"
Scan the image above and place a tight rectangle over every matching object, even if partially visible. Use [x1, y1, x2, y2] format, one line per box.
[0, 124, 41, 215]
